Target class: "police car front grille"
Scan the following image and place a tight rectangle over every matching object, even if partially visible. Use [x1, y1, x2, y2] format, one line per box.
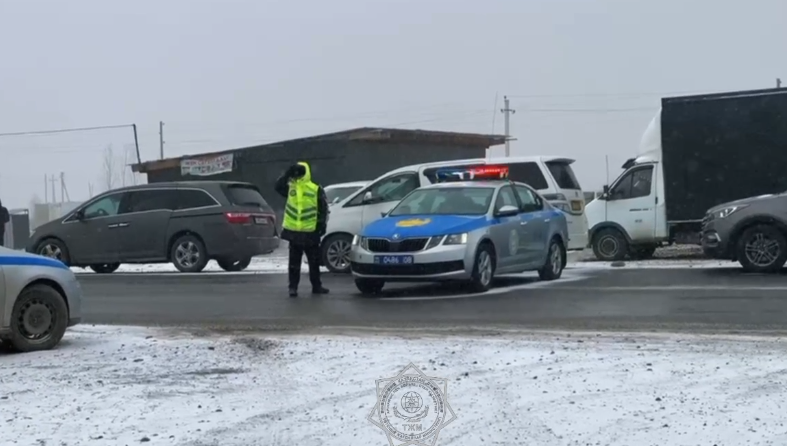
[367, 238, 429, 253]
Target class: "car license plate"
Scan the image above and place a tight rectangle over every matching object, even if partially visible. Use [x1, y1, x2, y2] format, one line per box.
[254, 217, 269, 225]
[374, 255, 414, 265]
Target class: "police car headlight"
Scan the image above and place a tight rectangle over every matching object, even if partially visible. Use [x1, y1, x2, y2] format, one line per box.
[444, 233, 468, 245]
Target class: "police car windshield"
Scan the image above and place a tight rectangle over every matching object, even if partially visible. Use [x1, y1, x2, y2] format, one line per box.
[389, 187, 495, 216]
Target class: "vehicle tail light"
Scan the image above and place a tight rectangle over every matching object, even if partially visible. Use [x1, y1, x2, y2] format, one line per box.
[570, 200, 584, 212]
[225, 212, 252, 224]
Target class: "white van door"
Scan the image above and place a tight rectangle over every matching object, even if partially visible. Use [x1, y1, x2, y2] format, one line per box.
[341, 171, 421, 232]
[604, 164, 656, 242]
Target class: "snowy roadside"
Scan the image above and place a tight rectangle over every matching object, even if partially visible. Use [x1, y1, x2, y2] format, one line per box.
[3, 326, 787, 445]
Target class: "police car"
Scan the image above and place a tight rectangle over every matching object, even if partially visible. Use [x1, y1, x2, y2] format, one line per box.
[348, 166, 569, 295]
[0, 247, 82, 352]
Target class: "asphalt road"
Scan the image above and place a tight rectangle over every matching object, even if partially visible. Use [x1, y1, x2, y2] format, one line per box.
[75, 266, 787, 333]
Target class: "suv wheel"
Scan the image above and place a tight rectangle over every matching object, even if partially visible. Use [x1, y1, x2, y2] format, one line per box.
[736, 224, 787, 273]
[89, 263, 120, 274]
[36, 238, 71, 266]
[592, 228, 628, 261]
[171, 235, 209, 273]
[321, 234, 353, 273]
[217, 257, 252, 272]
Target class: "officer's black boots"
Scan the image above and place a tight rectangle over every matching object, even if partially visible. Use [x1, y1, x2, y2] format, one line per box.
[312, 287, 330, 295]
[289, 288, 298, 298]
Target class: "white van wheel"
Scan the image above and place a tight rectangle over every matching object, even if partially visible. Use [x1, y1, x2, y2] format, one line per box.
[592, 228, 628, 262]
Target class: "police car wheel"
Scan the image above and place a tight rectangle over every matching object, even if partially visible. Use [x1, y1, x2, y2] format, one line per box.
[355, 278, 385, 295]
[538, 238, 565, 281]
[470, 243, 495, 292]
[6, 284, 69, 353]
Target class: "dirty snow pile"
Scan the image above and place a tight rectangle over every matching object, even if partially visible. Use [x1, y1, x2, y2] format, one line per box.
[3, 327, 787, 446]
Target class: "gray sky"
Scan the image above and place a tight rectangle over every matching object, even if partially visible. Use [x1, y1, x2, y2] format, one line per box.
[1, 0, 785, 208]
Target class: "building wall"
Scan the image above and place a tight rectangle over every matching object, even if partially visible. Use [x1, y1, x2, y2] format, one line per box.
[146, 140, 486, 214]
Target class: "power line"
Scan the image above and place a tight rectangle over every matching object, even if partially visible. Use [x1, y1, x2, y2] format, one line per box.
[522, 106, 655, 113]
[506, 89, 714, 99]
[0, 123, 134, 138]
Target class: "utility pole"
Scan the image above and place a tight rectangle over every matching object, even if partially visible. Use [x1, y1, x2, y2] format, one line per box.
[159, 121, 165, 159]
[48, 175, 56, 205]
[778, 78, 783, 88]
[44, 174, 48, 203]
[500, 96, 516, 157]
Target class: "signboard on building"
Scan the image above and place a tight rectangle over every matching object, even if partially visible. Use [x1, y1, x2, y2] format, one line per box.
[180, 153, 234, 176]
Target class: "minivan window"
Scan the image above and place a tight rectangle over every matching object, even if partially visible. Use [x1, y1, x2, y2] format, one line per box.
[177, 189, 217, 210]
[546, 161, 582, 190]
[122, 190, 177, 213]
[224, 184, 271, 209]
[508, 162, 549, 190]
[83, 194, 124, 219]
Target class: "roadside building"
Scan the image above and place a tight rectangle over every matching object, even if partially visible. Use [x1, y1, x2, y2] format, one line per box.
[131, 127, 506, 219]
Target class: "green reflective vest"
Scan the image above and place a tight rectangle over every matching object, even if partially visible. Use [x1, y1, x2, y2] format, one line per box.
[283, 180, 319, 232]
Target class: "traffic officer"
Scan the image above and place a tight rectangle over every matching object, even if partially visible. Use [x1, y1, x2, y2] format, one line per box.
[274, 162, 330, 297]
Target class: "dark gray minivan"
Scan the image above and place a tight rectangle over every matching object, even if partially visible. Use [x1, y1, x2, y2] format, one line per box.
[26, 181, 279, 273]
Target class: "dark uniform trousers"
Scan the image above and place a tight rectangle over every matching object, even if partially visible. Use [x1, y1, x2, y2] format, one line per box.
[288, 242, 322, 290]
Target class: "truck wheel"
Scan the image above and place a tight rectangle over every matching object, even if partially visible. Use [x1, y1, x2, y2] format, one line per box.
[6, 284, 69, 352]
[171, 234, 209, 273]
[217, 257, 252, 272]
[538, 237, 565, 281]
[592, 228, 628, 261]
[355, 278, 385, 295]
[322, 234, 353, 274]
[628, 245, 657, 260]
[736, 225, 787, 273]
[469, 243, 496, 292]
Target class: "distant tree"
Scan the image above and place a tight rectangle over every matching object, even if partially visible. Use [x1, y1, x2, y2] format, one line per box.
[102, 144, 118, 191]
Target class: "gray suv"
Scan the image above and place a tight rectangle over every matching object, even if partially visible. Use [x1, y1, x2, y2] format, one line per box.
[26, 181, 280, 273]
[701, 193, 787, 272]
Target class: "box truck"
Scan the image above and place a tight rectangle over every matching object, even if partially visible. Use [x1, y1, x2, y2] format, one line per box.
[585, 87, 787, 261]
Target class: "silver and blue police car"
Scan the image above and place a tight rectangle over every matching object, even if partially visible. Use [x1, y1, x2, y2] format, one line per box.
[349, 180, 569, 295]
[0, 246, 82, 352]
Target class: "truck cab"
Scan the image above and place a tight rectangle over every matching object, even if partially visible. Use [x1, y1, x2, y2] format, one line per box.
[585, 111, 669, 261]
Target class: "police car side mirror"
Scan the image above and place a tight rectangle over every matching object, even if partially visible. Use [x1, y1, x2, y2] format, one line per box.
[380, 211, 388, 218]
[495, 205, 519, 217]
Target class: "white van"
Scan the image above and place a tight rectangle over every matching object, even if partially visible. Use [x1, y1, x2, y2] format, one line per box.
[321, 156, 588, 273]
[325, 181, 370, 205]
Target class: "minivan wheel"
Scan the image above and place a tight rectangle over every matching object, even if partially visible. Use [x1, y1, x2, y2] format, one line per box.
[217, 257, 252, 272]
[6, 284, 69, 352]
[322, 234, 353, 273]
[89, 263, 120, 274]
[171, 235, 209, 273]
[592, 228, 628, 262]
[736, 224, 787, 273]
[36, 238, 71, 266]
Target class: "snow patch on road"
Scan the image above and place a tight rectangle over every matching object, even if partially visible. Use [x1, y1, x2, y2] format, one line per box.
[570, 259, 738, 269]
[2, 326, 786, 445]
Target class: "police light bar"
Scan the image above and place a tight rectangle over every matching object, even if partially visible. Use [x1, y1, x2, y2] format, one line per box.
[435, 165, 510, 183]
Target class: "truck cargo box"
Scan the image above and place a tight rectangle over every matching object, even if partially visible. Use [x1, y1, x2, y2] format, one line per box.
[661, 88, 787, 222]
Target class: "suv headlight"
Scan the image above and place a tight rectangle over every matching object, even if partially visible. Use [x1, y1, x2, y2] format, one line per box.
[713, 205, 747, 219]
[444, 233, 468, 245]
[352, 235, 359, 245]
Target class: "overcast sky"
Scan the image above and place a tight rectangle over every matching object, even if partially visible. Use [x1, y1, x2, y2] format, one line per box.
[1, 0, 785, 208]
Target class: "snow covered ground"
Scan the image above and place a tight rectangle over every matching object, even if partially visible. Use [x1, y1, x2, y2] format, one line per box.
[2, 326, 787, 446]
